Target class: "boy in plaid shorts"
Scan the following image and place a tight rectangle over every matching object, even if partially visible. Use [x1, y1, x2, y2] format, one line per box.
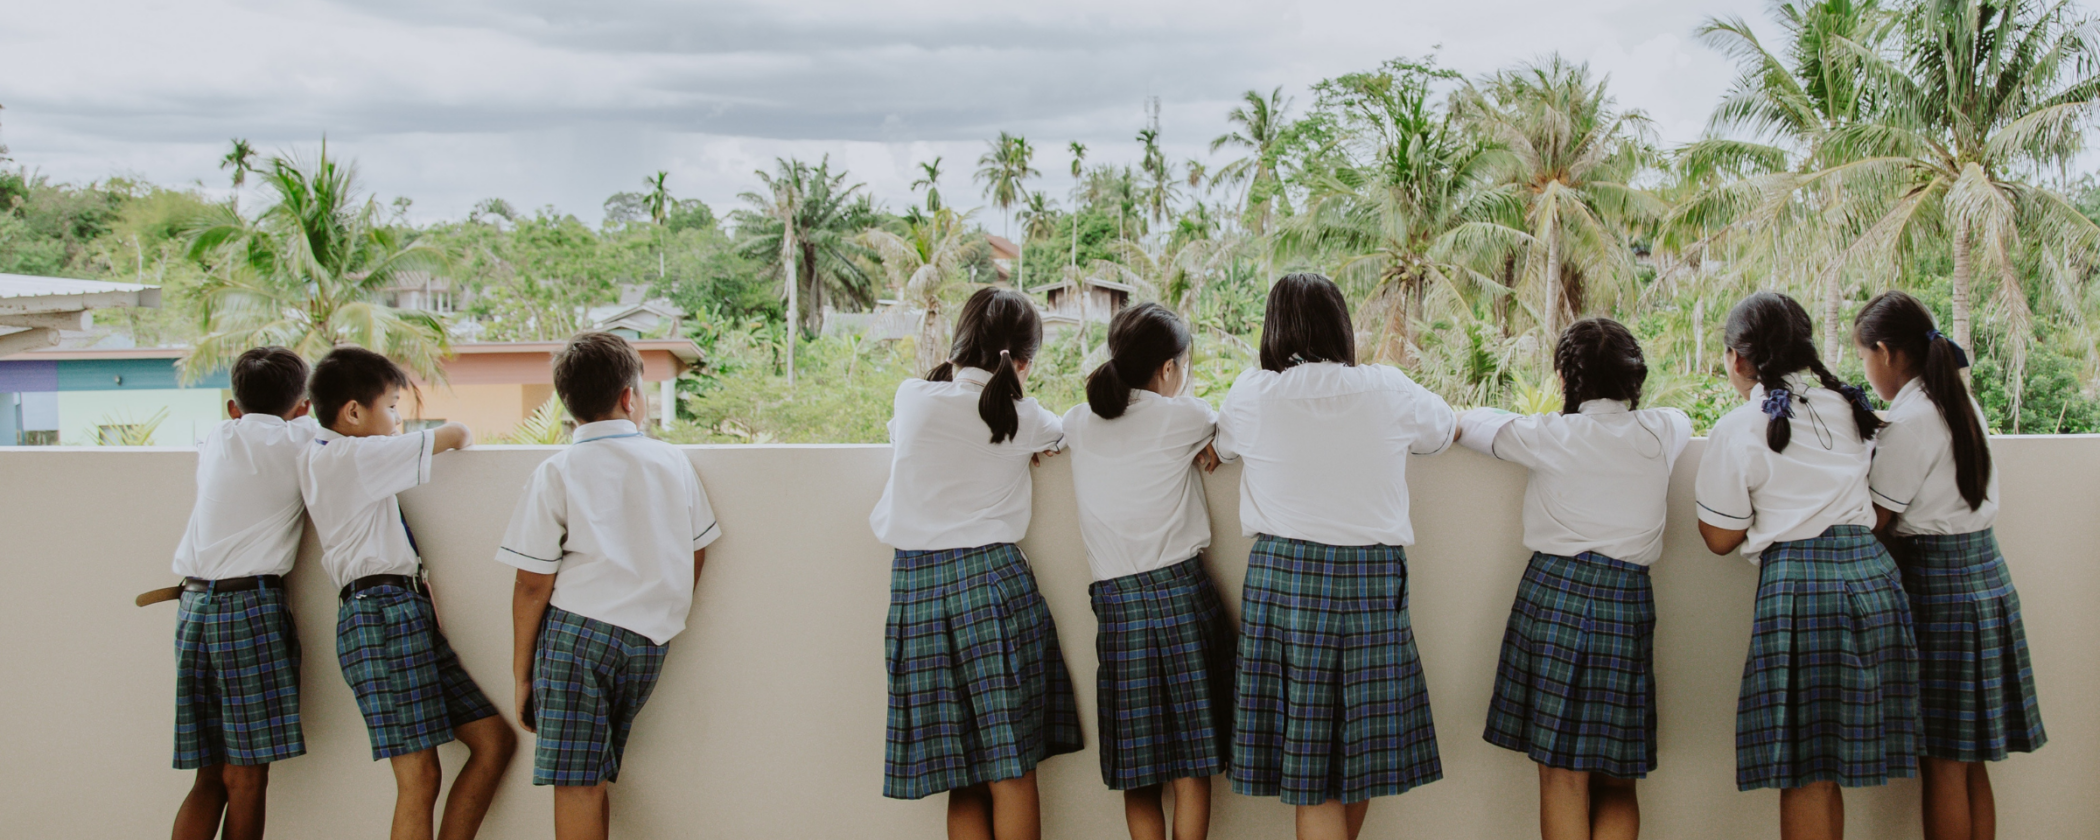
[169, 346, 318, 840]
[497, 332, 721, 838]
[300, 346, 516, 840]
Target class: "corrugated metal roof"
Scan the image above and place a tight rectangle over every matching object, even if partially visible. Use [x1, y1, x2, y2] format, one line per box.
[0, 273, 158, 299]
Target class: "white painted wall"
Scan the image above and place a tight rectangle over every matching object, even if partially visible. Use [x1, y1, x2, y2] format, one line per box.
[1, 439, 2095, 839]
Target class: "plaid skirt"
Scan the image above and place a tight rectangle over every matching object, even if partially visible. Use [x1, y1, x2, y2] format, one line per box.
[1091, 555, 1235, 790]
[529, 606, 668, 786]
[1736, 525, 1919, 791]
[1231, 536, 1441, 805]
[173, 585, 305, 769]
[1903, 528, 2047, 762]
[337, 585, 502, 761]
[884, 543, 1082, 800]
[1482, 552, 1656, 778]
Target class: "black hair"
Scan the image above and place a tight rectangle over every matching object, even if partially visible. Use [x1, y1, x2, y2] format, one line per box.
[927, 287, 1043, 444]
[229, 346, 310, 417]
[310, 346, 411, 431]
[1854, 290, 1991, 509]
[1555, 318, 1647, 414]
[1260, 272, 1355, 372]
[1722, 290, 1882, 452]
[554, 331, 644, 422]
[1086, 302, 1193, 419]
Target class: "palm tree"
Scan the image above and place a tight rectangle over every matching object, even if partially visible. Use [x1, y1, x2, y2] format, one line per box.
[644, 170, 671, 279]
[1210, 87, 1295, 235]
[911, 157, 945, 212]
[976, 132, 1039, 236]
[220, 138, 258, 215]
[1021, 192, 1060, 243]
[1067, 142, 1087, 270]
[1136, 127, 1179, 232]
[731, 157, 880, 340]
[183, 147, 450, 383]
[859, 206, 992, 373]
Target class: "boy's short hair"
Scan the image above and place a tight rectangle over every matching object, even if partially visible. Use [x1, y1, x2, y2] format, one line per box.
[553, 331, 644, 422]
[230, 346, 310, 416]
[310, 346, 411, 429]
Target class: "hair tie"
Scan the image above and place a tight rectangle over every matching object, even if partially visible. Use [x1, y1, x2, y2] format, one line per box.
[998, 349, 1011, 362]
[1837, 383, 1877, 415]
[1925, 329, 1971, 368]
[1761, 387, 1795, 422]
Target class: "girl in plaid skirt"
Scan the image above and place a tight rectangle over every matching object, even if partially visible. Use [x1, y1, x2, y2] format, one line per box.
[1855, 291, 2045, 840]
[1063, 303, 1232, 840]
[1456, 318, 1690, 840]
[1214, 274, 1457, 840]
[869, 287, 1082, 837]
[1696, 291, 1920, 840]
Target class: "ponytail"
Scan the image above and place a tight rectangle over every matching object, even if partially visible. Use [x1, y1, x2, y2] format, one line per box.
[942, 287, 1044, 444]
[1086, 302, 1193, 419]
[1725, 290, 1880, 453]
[1855, 290, 1991, 509]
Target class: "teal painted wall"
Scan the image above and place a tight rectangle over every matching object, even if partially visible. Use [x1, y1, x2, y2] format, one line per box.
[56, 358, 228, 392]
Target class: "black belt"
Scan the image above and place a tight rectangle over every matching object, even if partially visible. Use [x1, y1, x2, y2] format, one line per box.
[182, 575, 283, 594]
[339, 574, 427, 601]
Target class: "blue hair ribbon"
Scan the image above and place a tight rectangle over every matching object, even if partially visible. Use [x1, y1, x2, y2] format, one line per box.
[1761, 387, 1794, 421]
[1836, 383, 1878, 415]
[1926, 329, 1971, 368]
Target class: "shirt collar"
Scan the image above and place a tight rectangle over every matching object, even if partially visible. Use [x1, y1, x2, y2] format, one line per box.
[1749, 372, 1814, 402]
[315, 427, 347, 443]
[574, 419, 640, 443]
[1578, 399, 1630, 416]
[237, 413, 288, 427]
[953, 367, 994, 387]
[1891, 376, 1927, 409]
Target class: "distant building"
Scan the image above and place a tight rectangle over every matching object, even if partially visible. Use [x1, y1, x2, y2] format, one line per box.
[377, 271, 465, 315]
[586, 285, 683, 338]
[1037, 276, 1134, 324]
[0, 273, 161, 358]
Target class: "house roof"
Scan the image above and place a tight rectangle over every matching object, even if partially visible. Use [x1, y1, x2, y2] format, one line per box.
[0, 273, 163, 358]
[1032, 276, 1137, 295]
[987, 235, 1021, 261]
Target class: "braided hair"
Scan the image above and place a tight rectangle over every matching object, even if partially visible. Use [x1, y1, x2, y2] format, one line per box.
[1722, 291, 1882, 452]
[1086, 302, 1193, 419]
[926, 287, 1043, 444]
[1854, 290, 1991, 509]
[1554, 318, 1647, 414]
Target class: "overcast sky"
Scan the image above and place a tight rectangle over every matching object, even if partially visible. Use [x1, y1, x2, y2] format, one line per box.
[2, 0, 1798, 226]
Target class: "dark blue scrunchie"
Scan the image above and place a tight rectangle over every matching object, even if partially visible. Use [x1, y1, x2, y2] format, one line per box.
[1926, 329, 1972, 369]
[1762, 387, 1795, 421]
[1836, 383, 1877, 415]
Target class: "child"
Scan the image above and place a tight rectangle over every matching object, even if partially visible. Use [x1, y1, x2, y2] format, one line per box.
[1061, 303, 1231, 840]
[868, 287, 1082, 837]
[496, 331, 722, 839]
[1854, 291, 2044, 840]
[1694, 291, 1917, 840]
[300, 346, 516, 840]
[168, 346, 319, 840]
[1216, 273, 1456, 840]
[1458, 319, 1690, 840]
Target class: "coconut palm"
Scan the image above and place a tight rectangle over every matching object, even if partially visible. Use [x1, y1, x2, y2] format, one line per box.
[859, 206, 992, 374]
[731, 156, 879, 339]
[220, 138, 258, 214]
[644, 170, 672, 279]
[911, 157, 946, 212]
[1210, 87, 1295, 234]
[1067, 142, 1087, 269]
[975, 132, 1039, 236]
[183, 148, 450, 382]
[1136, 127, 1179, 231]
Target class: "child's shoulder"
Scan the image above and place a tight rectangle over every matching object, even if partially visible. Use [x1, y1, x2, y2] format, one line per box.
[1705, 401, 1766, 446]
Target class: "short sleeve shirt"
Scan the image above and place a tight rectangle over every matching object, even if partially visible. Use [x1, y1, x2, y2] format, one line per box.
[299, 428, 436, 587]
[1695, 374, 1877, 562]
[1061, 391, 1217, 581]
[870, 368, 1065, 550]
[1868, 377, 1998, 536]
[1458, 400, 1691, 566]
[172, 415, 322, 579]
[495, 419, 720, 644]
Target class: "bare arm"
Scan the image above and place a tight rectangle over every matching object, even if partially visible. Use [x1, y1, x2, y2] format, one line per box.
[1872, 504, 1898, 535]
[693, 548, 707, 585]
[1699, 521, 1749, 556]
[432, 421, 474, 454]
[511, 569, 555, 732]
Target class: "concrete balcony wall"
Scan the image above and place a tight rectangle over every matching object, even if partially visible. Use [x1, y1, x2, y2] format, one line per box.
[3, 439, 2096, 839]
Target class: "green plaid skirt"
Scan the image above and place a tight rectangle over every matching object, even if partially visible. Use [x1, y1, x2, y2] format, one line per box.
[1231, 536, 1441, 805]
[529, 606, 667, 786]
[884, 543, 1082, 800]
[173, 585, 305, 769]
[1736, 525, 1919, 791]
[337, 585, 501, 761]
[1903, 528, 2047, 762]
[1090, 555, 1235, 791]
[1483, 552, 1656, 778]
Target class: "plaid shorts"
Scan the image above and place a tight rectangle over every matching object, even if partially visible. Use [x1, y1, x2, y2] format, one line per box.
[1903, 528, 2047, 762]
[336, 585, 501, 761]
[1483, 552, 1656, 778]
[1231, 536, 1441, 805]
[1091, 555, 1235, 790]
[529, 606, 667, 786]
[884, 543, 1083, 800]
[1737, 526, 1919, 791]
[173, 585, 305, 769]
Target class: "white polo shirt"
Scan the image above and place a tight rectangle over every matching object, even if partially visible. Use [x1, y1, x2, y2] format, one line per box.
[1869, 377, 1999, 537]
[1214, 362, 1456, 547]
[870, 367, 1065, 551]
[299, 428, 436, 587]
[1695, 374, 1877, 562]
[1061, 391, 1217, 581]
[172, 414, 322, 579]
[1458, 401, 1691, 566]
[495, 420, 722, 645]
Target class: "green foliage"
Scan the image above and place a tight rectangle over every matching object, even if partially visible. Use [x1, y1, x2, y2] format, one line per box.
[495, 396, 571, 444]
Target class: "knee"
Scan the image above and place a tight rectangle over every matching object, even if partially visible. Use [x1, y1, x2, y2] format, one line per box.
[394, 752, 444, 791]
[464, 717, 518, 761]
[220, 764, 271, 797]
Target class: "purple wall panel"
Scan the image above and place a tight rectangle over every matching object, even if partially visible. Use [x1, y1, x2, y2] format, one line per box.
[0, 360, 58, 393]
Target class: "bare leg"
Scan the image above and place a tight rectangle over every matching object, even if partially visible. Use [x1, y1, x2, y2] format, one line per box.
[553, 782, 610, 840]
[1169, 776, 1212, 840]
[986, 771, 1042, 840]
[219, 763, 271, 840]
[948, 784, 993, 840]
[1343, 800, 1371, 840]
[1538, 766, 1592, 840]
[1779, 782, 1843, 840]
[1588, 774, 1638, 840]
[390, 749, 444, 840]
[1922, 757, 1971, 840]
[1295, 800, 1349, 840]
[1123, 785, 1166, 840]
[171, 764, 228, 840]
[1968, 762, 1995, 840]
[437, 716, 517, 840]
